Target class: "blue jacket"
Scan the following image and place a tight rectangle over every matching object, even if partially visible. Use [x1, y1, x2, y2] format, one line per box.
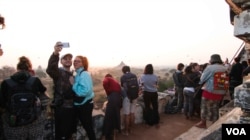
[199, 64, 228, 95]
[72, 67, 94, 105]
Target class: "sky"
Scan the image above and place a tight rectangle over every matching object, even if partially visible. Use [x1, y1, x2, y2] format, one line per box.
[0, 0, 244, 69]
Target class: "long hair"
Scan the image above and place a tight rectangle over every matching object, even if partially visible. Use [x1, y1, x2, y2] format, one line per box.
[76, 55, 89, 71]
[183, 65, 192, 75]
[143, 64, 154, 74]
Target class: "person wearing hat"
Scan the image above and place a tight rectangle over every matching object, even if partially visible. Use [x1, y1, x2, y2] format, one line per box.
[195, 54, 228, 128]
[46, 41, 77, 140]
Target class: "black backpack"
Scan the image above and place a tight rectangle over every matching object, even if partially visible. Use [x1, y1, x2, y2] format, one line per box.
[6, 77, 40, 127]
[124, 74, 139, 101]
[164, 96, 178, 114]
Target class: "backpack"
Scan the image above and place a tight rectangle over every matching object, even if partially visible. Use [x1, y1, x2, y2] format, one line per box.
[164, 96, 178, 114]
[124, 74, 139, 101]
[5, 77, 41, 127]
[213, 71, 229, 91]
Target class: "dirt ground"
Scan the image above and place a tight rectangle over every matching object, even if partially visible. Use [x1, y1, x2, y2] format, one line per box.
[113, 113, 200, 140]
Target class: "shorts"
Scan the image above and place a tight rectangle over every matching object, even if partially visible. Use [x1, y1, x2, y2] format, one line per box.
[122, 97, 137, 115]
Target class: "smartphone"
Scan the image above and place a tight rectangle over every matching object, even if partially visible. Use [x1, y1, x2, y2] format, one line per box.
[62, 42, 70, 48]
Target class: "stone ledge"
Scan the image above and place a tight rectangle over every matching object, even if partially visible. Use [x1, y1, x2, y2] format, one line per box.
[174, 107, 243, 140]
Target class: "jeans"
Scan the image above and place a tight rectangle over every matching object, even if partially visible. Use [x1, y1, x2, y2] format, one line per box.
[176, 87, 184, 110]
[183, 90, 194, 117]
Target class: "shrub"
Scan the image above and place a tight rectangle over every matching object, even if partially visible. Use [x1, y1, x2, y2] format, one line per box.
[158, 78, 174, 92]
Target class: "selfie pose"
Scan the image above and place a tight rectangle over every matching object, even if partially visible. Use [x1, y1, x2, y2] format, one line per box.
[46, 42, 77, 140]
[70, 56, 96, 140]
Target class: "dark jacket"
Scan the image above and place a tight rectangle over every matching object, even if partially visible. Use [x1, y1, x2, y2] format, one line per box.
[173, 71, 184, 88]
[243, 66, 250, 76]
[0, 71, 46, 109]
[46, 53, 75, 107]
[184, 72, 200, 88]
[229, 62, 243, 82]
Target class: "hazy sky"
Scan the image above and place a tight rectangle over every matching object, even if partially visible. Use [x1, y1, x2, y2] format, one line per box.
[0, 0, 243, 68]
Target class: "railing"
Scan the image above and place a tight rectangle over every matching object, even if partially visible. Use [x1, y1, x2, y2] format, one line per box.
[230, 41, 245, 64]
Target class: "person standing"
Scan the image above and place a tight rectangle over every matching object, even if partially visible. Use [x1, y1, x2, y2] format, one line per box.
[70, 55, 96, 140]
[0, 14, 4, 57]
[120, 65, 139, 135]
[224, 58, 232, 72]
[19, 56, 35, 76]
[241, 60, 248, 71]
[183, 65, 200, 120]
[229, 57, 243, 100]
[173, 63, 185, 112]
[0, 56, 47, 140]
[139, 64, 160, 128]
[195, 54, 228, 128]
[102, 74, 122, 140]
[242, 59, 250, 76]
[46, 42, 77, 140]
[0, 14, 5, 29]
[191, 63, 202, 117]
[0, 45, 3, 57]
[0, 15, 5, 140]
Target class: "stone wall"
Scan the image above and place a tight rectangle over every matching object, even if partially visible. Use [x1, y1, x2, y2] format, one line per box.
[76, 92, 173, 139]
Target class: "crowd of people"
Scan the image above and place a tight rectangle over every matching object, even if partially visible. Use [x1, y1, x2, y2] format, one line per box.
[0, 13, 159, 140]
[173, 54, 250, 129]
[0, 41, 160, 140]
[1, 41, 249, 139]
[1, 12, 249, 140]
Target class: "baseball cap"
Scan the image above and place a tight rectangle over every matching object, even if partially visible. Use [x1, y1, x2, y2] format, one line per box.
[60, 53, 73, 60]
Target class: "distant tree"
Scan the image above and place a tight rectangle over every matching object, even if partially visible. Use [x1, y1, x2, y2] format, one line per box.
[158, 77, 174, 92]
[169, 69, 176, 74]
[0, 66, 16, 79]
[92, 77, 102, 86]
[165, 72, 170, 78]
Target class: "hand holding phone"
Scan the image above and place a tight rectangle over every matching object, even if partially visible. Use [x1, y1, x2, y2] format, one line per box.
[62, 42, 70, 48]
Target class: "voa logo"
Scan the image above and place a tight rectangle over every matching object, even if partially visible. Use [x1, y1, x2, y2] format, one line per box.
[226, 128, 246, 135]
